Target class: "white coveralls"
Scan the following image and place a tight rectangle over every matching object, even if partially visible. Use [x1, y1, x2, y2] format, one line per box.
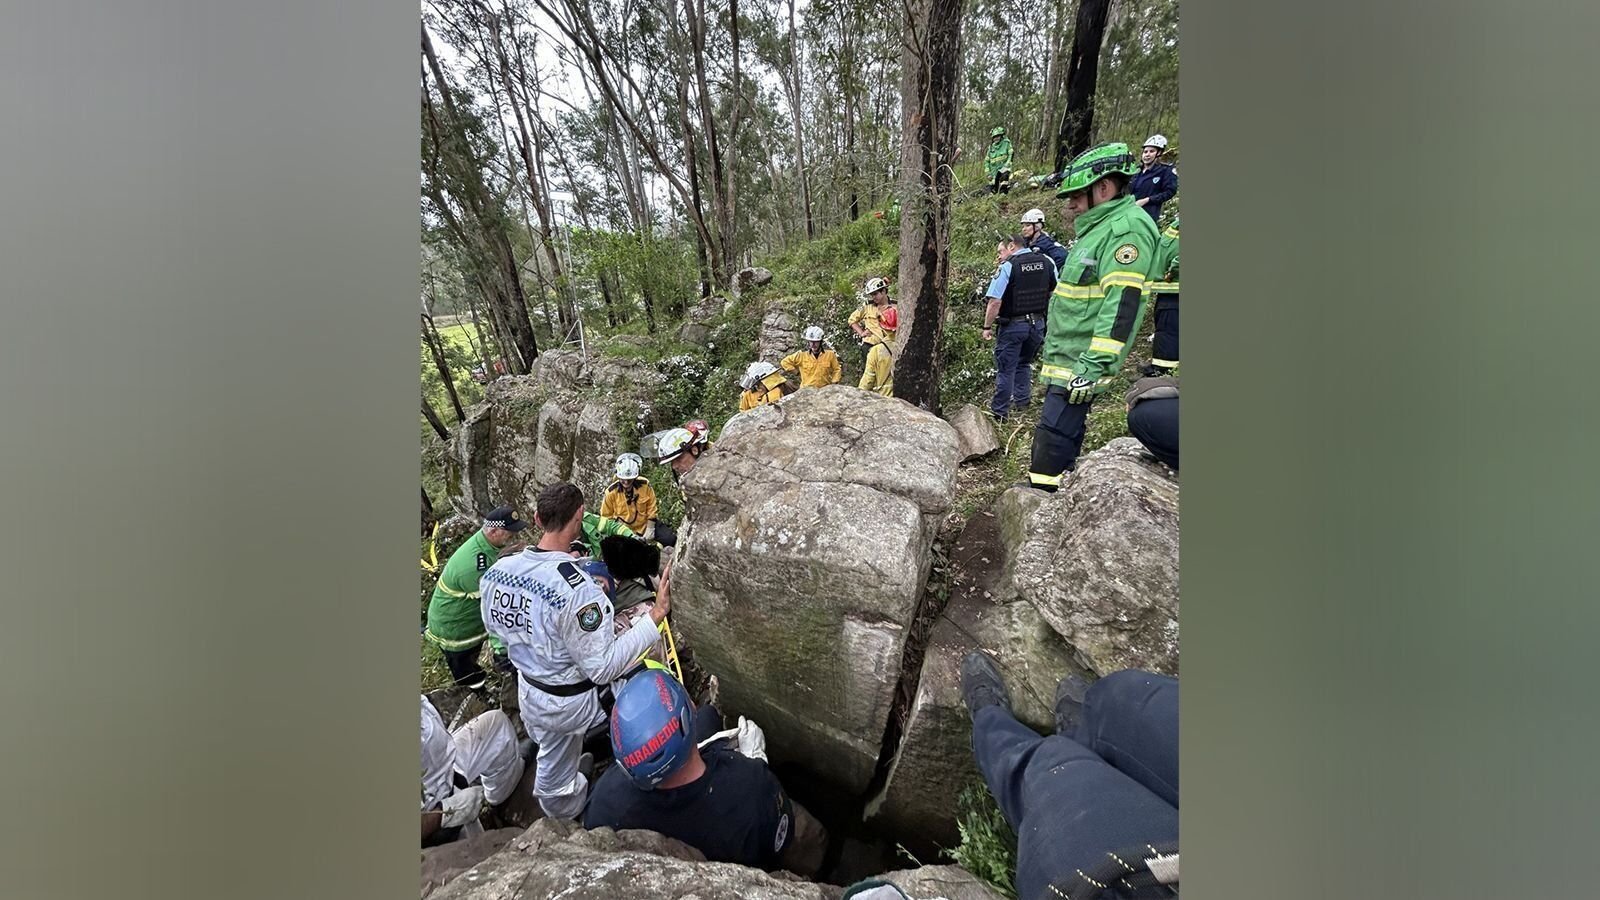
[479, 549, 661, 819]
[419, 695, 523, 837]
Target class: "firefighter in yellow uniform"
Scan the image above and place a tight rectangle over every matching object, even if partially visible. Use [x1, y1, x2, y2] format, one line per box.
[844, 277, 896, 392]
[858, 306, 897, 396]
[780, 326, 842, 388]
[1028, 142, 1161, 491]
[738, 361, 794, 411]
[598, 453, 676, 546]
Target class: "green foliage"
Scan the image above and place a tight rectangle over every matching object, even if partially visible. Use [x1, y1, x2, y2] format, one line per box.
[420, 636, 453, 693]
[947, 782, 1018, 898]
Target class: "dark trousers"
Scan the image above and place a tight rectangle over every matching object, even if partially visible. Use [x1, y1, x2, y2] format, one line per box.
[990, 170, 1011, 194]
[972, 670, 1179, 900]
[990, 317, 1045, 418]
[1151, 294, 1178, 369]
[653, 522, 679, 548]
[442, 644, 487, 689]
[1127, 397, 1179, 471]
[1028, 385, 1093, 489]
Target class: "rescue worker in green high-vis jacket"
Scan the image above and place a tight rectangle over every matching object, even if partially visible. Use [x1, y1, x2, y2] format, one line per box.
[1027, 142, 1161, 491]
[985, 126, 1014, 194]
[426, 505, 528, 689]
[1142, 216, 1181, 377]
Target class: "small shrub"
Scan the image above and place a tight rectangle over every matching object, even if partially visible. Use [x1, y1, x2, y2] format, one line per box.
[947, 782, 1018, 898]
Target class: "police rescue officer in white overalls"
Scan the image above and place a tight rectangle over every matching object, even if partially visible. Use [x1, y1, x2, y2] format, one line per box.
[480, 481, 673, 819]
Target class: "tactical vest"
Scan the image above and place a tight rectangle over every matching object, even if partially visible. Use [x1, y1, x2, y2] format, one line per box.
[999, 249, 1053, 319]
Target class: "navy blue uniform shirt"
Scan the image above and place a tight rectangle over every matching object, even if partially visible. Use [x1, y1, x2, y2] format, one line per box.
[1129, 161, 1178, 221]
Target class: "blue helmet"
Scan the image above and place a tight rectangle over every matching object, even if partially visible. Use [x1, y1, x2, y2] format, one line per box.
[577, 558, 616, 603]
[610, 669, 695, 790]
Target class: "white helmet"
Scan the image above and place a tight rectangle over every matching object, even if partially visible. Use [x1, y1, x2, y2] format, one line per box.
[614, 452, 643, 481]
[1020, 208, 1046, 225]
[740, 360, 779, 391]
[1143, 134, 1168, 151]
[656, 428, 695, 463]
[863, 276, 890, 296]
[803, 325, 824, 343]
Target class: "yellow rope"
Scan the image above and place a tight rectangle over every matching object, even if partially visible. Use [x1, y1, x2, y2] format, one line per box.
[420, 521, 441, 573]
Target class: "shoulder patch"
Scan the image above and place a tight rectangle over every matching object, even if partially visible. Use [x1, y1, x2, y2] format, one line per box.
[557, 561, 587, 591]
[1114, 243, 1140, 265]
[475, 552, 489, 571]
[576, 602, 603, 632]
[774, 812, 790, 852]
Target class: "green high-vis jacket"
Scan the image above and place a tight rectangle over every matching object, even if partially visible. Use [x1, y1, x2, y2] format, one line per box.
[984, 137, 1014, 178]
[426, 529, 495, 650]
[1150, 217, 1180, 293]
[1040, 195, 1161, 391]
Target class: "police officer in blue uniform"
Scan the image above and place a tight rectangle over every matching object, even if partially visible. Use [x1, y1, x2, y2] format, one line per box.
[1128, 134, 1178, 222]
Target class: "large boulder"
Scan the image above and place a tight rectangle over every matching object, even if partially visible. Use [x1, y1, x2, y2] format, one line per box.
[527, 348, 585, 392]
[421, 827, 523, 899]
[672, 386, 961, 794]
[875, 865, 1008, 900]
[446, 404, 494, 517]
[429, 818, 840, 900]
[732, 266, 775, 301]
[679, 321, 712, 346]
[571, 401, 620, 500]
[531, 398, 577, 488]
[999, 438, 1180, 675]
[868, 507, 1087, 850]
[945, 404, 1000, 462]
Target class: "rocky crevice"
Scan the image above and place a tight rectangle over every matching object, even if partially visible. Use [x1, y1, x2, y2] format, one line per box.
[860, 515, 959, 819]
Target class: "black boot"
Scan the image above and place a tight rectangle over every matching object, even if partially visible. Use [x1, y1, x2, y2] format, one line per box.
[1054, 674, 1092, 736]
[960, 651, 1013, 718]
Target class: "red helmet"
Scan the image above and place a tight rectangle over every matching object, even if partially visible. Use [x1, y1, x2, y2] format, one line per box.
[880, 306, 899, 331]
[683, 419, 711, 444]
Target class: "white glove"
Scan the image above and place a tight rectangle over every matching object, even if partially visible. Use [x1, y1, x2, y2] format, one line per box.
[644, 521, 657, 542]
[735, 715, 767, 763]
[439, 784, 485, 829]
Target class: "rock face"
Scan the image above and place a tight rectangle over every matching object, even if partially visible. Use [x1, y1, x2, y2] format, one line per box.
[429, 818, 840, 900]
[757, 300, 801, 363]
[446, 365, 651, 518]
[945, 404, 1000, 461]
[869, 508, 1088, 850]
[672, 386, 961, 793]
[999, 438, 1180, 675]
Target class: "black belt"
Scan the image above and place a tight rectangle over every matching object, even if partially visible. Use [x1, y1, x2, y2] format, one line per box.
[520, 671, 597, 697]
[996, 312, 1045, 326]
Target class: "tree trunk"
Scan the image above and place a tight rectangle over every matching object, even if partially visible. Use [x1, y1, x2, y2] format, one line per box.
[844, 26, 860, 221]
[1056, 0, 1113, 172]
[492, 4, 571, 329]
[422, 23, 537, 372]
[1039, 4, 1070, 160]
[422, 312, 467, 422]
[464, 289, 496, 373]
[539, 0, 726, 289]
[422, 486, 437, 539]
[893, 0, 966, 412]
[422, 396, 451, 442]
[786, 0, 814, 239]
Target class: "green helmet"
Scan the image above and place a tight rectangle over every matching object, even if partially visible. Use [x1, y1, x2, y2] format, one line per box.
[991, 126, 1006, 138]
[1055, 142, 1140, 197]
